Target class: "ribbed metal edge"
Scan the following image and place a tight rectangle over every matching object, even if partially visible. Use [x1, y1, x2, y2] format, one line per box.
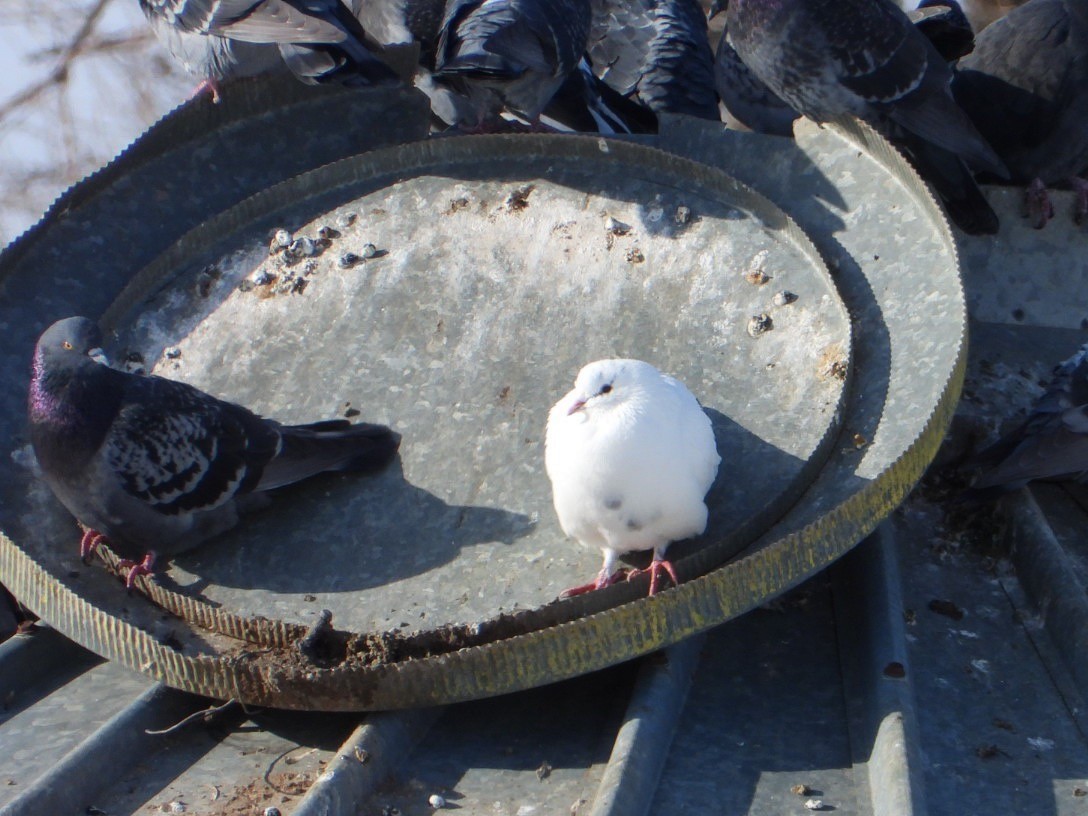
[94, 133, 853, 642]
[0, 121, 967, 710]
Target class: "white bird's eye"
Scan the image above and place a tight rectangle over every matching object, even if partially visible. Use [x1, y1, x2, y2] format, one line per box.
[599, 384, 613, 395]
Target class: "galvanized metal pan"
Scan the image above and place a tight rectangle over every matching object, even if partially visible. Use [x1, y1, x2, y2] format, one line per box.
[0, 79, 964, 710]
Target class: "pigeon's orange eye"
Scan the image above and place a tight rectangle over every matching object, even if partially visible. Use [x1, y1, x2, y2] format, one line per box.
[62, 341, 73, 350]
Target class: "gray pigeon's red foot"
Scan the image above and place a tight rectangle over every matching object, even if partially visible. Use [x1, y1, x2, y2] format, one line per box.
[630, 557, 679, 596]
[560, 567, 631, 598]
[118, 552, 157, 589]
[79, 529, 106, 563]
[1024, 178, 1055, 229]
[1071, 178, 1088, 225]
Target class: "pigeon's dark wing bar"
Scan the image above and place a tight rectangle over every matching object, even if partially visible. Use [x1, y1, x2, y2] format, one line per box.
[106, 376, 279, 516]
[829, 2, 928, 104]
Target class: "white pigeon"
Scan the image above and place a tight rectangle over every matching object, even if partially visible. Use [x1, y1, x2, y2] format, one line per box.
[545, 359, 720, 596]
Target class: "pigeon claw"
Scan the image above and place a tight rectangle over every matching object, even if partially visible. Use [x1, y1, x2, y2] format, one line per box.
[79, 529, 106, 564]
[1072, 177, 1088, 225]
[560, 568, 629, 598]
[642, 557, 679, 596]
[1024, 178, 1055, 229]
[118, 552, 157, 589]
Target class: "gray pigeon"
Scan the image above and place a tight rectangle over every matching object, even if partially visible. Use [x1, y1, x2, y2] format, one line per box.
[963, 342, 1088, 499]
[28, 317, 399, 587]
[587, 0, 719, 120]
[722, 0, 1008, 235]
[711, 18, 796, 136]
[953, 0, 1088, 228]
[433, 0, 592, 126]
[139, 0, 402, 101]
[711, 1, 975, 137]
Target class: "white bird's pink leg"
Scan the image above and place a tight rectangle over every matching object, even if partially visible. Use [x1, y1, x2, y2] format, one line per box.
[560, 548, 628, 598]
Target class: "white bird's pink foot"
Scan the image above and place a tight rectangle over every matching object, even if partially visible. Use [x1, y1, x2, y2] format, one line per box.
[629, 557, 679, 596]
[560, 567, 632, 598]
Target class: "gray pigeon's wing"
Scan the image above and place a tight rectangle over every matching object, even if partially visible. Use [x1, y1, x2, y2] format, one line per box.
[971, 406, 1088, 489]
[588, 0, 717, 118]
[953, 0, 1088, 180]
[143, 0, 349, 44]
[714, 28, 798, 135]
[437, 0, 587, 78]
[106, 375, 280, 515]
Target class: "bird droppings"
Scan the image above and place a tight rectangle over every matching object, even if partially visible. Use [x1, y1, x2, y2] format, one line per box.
[536, 761, 552, 780]
[803, 799, 827, 811]
[428, 793, 447, 808]
[287, 236, 318, 258]
[446, 196, 471, 214]
[791, 784, 812, 796]
[339, 252, 361, 268]
[928, 598, 965, 620]
[852, 433, 868, 449]
[269, 229, 292, 254]
[625, 247, 645, 264]
[1074, 787, 1088, 797]
[335, 211, 357, 229]
[163, 346, 181, 360]
[505, 185, 535, 211]
[818, 345, 848, 380]
[745, 269, 771, 286]
[605, 215, 631, 236]
[747, 313, 773, 337]
[168, 800, 187, 813]
[264, 808, 282, 816]
[317, 225, 340, 241]
[361, 243, 379, 259]
[674, 205, 692, 224]
[343, 402, 361, 418]
[773, 290, 798, 306]
[1028, 736, 1056, 752]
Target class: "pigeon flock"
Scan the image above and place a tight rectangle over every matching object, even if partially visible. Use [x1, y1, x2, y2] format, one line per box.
[137, 0, 1085, 234]
[22, 0, 1084, 597]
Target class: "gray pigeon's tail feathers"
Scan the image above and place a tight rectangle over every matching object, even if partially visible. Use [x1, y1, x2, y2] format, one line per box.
[888, 67, 1010, 178]
[257, 421, 400, 490]
[896, 129, 1000, 234]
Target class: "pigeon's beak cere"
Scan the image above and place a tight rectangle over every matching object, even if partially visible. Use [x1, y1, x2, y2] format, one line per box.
[88, 348, 110, 366]
[567, 398, 587, 416]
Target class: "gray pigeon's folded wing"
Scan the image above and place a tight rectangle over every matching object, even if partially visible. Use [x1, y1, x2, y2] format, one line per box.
[973, 407, 1088, 489]
[145, 0, 349, 44]
[105, 383, 279, 516]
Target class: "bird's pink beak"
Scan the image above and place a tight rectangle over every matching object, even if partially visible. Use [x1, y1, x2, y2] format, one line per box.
[567, 399, 586, 416]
